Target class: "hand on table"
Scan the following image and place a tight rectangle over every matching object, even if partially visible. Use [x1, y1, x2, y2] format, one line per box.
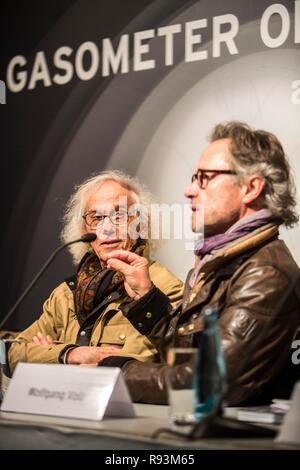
[32, 334, 120, 365]
[66, 346, 120, 365]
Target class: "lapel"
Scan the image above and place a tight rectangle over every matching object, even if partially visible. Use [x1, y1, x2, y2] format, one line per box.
[181, 224, 279, 321]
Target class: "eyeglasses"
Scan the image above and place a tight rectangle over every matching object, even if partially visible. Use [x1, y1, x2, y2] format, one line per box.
[191, 169, 239, 189]
[82, 209, 128, 229]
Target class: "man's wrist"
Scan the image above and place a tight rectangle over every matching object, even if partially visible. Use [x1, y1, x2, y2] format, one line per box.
[135, 281, 154, 300]
[58, 344, 78, 364]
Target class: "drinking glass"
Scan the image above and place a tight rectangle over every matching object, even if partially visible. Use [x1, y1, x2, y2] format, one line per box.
[166, 347, 198, 429]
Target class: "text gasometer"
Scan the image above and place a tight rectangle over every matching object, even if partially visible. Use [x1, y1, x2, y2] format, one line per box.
[5, 1, 300, 93]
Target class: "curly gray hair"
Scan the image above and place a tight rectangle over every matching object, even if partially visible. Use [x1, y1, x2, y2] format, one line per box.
[210, 121, 299, 228]
[61, 170, 155, 264]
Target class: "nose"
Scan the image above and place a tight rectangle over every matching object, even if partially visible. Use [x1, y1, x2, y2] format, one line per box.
[184, 179, 199, 199]
[101, 216, 115, 235]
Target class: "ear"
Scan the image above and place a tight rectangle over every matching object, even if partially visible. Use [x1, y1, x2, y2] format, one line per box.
[241, 175, 265, 205]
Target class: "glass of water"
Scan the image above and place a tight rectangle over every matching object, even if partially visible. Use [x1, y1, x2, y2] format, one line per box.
[166, 347, 198, 430]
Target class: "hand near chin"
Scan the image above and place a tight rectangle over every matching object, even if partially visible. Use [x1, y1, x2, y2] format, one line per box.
[106, 250, 152, 300]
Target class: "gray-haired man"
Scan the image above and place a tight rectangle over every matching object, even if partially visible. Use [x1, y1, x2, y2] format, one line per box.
[103, 122, 300, 406]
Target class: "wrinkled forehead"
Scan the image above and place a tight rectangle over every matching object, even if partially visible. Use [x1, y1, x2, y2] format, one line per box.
[87, 199, 130, 214]
[86, 181, 134, 211]
[197, 138, 233, 169]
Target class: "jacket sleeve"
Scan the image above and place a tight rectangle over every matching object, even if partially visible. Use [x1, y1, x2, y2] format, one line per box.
[148, 261, 184, 310]
[8, 284, 74, 371]
[123, 360, 190, 404]
[102, 354, 192, 404]
[120, 285, 179, 359]
[99, 286, 182, 399]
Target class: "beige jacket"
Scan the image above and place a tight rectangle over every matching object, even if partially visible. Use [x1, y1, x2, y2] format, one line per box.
[9, 260, 183, 370]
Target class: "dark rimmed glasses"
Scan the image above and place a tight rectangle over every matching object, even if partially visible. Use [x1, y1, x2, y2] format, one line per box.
[82, 209, 128, 229]
[191, 169, 239, 189]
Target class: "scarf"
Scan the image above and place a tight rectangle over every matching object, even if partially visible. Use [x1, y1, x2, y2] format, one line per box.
[190, 209, 277, 287]
[74, 239, 146, 326]
[194, 209, 275, 257]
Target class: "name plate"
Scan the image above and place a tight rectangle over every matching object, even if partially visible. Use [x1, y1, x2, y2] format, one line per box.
[1, 363, 135, 421]
[276, 381, 300, 446]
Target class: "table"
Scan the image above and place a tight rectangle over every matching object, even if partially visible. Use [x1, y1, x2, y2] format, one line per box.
[0, 404, 298, 450]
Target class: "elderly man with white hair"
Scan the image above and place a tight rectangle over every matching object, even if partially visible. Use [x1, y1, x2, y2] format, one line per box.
[9, 171, 183, 370]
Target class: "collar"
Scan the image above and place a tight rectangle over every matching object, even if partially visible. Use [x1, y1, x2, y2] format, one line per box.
[196, 223, 279, 276]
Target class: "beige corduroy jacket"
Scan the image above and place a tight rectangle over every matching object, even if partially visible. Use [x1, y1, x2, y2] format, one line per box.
[9, 259, 183, 370]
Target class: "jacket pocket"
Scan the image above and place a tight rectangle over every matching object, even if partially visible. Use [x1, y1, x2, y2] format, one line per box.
[227, 310, 258, 339]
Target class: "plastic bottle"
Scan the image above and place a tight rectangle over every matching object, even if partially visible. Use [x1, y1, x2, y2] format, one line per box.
[194, 307, 227, 420]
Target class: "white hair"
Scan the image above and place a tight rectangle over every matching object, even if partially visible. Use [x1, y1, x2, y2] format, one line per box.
[61, 170, 156, 264]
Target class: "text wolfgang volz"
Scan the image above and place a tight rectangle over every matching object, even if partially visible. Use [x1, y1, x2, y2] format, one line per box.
[28, 387, 86, 401]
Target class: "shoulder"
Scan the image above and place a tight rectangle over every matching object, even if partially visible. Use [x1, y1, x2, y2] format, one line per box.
[238, 238, 299, 281]
[227, 239, 300, 309]
[46, 281, 74, 304]
[148, 259, 183, 291]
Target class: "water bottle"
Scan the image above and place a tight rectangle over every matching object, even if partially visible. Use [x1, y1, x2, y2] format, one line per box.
[194, 307, 227, 420]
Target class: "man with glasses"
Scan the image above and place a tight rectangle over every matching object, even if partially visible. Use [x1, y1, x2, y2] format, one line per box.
[102, 121, 300, 406]
[8, 171, 183, 370]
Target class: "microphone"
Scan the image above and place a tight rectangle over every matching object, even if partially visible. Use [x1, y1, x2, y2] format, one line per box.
[0, 233, 96, 330]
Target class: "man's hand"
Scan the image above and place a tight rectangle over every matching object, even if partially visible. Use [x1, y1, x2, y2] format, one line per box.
[107, 250, 152, 300]
[32, 332, 54, 345]
[66, 346, 120, 365]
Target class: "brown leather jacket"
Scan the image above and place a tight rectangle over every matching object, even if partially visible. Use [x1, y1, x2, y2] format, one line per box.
[102, 225, 300, 406]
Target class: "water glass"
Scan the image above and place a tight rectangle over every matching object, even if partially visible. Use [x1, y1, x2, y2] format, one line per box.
[166, 347, 198, 429]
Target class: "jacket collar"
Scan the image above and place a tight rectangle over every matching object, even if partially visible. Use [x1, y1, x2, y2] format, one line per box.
[196, 223, 279, 277]
[187, 223, 279, 302]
